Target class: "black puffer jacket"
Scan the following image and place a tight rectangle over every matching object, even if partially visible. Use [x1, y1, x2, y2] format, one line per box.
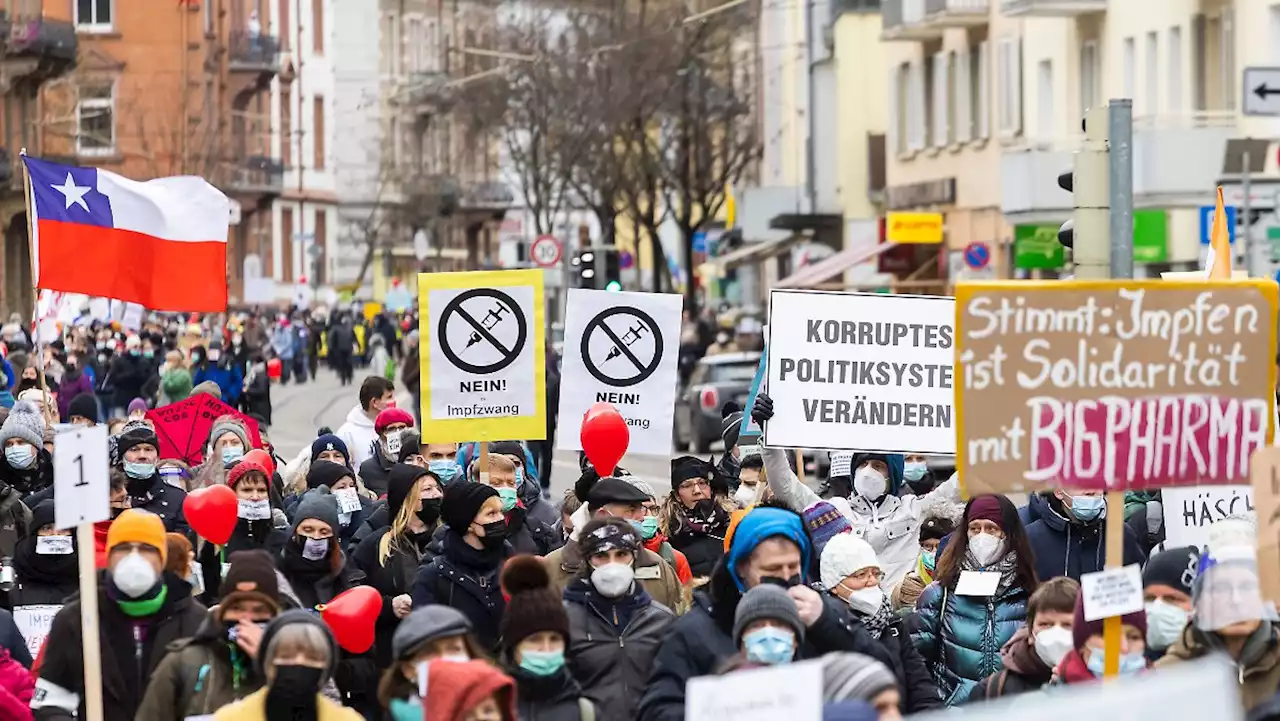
[0, 451, 52, 498]
[124, 471, 190, 534]
[506, 504, 562, 557]
[358, 447, 395, 497]
[818, 600, 943, 713]
[351, 523, 441, 668]
[196, 518, 288, 606]
[0, 485, 30, 560]
[510, 665, 597, 721]
[410, 529, 511, 650]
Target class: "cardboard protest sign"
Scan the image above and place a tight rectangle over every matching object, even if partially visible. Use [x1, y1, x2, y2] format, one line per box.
[557, 289, 682, 456]
[1249, 447, 1280, 608]
[1160, 485, 1254, 548]
[418, 270, 547, 443]
[955, 280, 1277, 496]
[686, 659, 821, 721]
[13, 604, 60, 658]
[764, 290, 955, 454]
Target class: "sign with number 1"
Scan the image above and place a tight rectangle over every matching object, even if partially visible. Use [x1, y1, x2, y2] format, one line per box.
[54, 425, 110, 530]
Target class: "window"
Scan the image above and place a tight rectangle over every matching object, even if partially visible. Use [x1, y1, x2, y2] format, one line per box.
[1168, 26, 1182, 112]
[281, 208, 294, 282]
[312, 0, 324, 55]
[279, 0, 290, 51]
[425, 19, 440, 73]
[388, 14, 400, 76]
[313, 95, 325, 170]
[1036, 59, 1054, 140]
[314, 211, 327, 283]
[892, 63, 909, 154]
[407, 17, 423, 73]
[1221, 7, 1235, 110]
[75, 0, 111, 30]
[388, 116, 399, 170]
[931, 52, 949, 147]
[76, 82, 115, 157]
[1080, 40, 1098, 116]
[1123, 37, 1135, 99]
[975, 41, 990, 139]
[997, 38, 1022, 137]
[1145, 32, 1159, 115]
[280, 84, 292, 168]
[204, 0, 214, 36]
[955, 50, 971, 142]
[908, 61, 926, 151]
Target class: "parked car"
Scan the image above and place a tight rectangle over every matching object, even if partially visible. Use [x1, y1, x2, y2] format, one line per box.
[675, 351, 761, 453]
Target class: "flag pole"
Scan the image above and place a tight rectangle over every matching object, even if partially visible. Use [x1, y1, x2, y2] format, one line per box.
[22, 151, 104, 721]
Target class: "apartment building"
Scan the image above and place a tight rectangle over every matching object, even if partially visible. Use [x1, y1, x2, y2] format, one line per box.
[883, 0, 1239, 285]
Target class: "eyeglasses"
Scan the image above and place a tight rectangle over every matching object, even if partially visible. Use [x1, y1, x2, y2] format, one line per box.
[678, 479, 710, 492]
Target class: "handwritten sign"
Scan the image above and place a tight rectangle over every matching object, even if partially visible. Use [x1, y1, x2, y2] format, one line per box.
[1161, 485, 1254, 548]
[955, 280, 1278, 495]
[687, 660, 821, 721]
[1250, 447, 1280, 608]
[13, 604, 61, 658]
[1081, 564, 1144, 621]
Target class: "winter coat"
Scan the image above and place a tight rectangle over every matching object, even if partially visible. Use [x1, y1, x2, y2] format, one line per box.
[132, 614, 264, 720]
[0, 609, 32, 669]
[106, 353, 149, 409]
[212, 686, 363, 721]
[54, 371, 93, 422]
[543, 539, 683, 615]
[912, 580, 1030, 705]
[0, 453, 52, 500]
[410, 529, 510, 650]
[401, 345, 420, 396]
[511, 666, 597, 721]
[196, 519, 288, 606]
[964, 626, 1054, 703]
[1017, 492, 1050, 528]
[6, 538, 80, 658]
[192, 362, 243, 406]
[1024, 500, 1145, 582]
[351, 524, 442, 668]
[505, 504, 562, 557]
[241, 364, 271, 425]
[336, 405, 379, 468]
[0, 646, 32, 721]
[564, 578, 675, 720]
[125, 472, 190, 535]
[158, 367, 193, 406]
[31, 575, 207, 721]
[763, 447, 962, 588]
[821, 602, 943, 713]
[0, 485, 30, 560]
[270, 327, 296, 360]
[358, 447, 395, 497]
[1155, 620, 1280, 712]
[1125, 502, 1166, 558]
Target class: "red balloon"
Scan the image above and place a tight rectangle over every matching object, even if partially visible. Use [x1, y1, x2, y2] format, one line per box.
[322, 586, 381, 653]
[242, 448, 275, 475]
[182, 485, 238, 545]
[266, 358, 282, 380]
[581, 404, 629, 477]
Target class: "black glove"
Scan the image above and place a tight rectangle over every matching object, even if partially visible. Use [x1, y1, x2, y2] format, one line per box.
[751, 392, 774, 425]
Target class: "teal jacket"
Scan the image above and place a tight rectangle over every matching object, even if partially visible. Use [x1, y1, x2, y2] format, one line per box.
[911, 580, 1029, 705]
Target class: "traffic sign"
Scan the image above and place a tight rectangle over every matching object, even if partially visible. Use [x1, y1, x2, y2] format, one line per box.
[1199, 204, 1237, 245]
[963, 242, 991, 270]
[530, 235, 562, 268]
[1244, 67, 1280, 116]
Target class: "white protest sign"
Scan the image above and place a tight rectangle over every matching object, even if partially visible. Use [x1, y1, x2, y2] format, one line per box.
[13, 604, 61, 658]
[954, 571, 1001, 597]
[1081, 564, 1144, 621]
[54, 425, 110, 530]
[686, 659, 821, 721]
[557, 289, 682, 456]
[1161, 485, 1254, 548]
[764, 290, 955, 454]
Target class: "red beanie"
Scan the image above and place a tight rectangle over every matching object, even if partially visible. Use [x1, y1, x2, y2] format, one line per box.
[374, 408, 414, 434]
[226, 459, 269, 489]
[968, 495, 1005, 528]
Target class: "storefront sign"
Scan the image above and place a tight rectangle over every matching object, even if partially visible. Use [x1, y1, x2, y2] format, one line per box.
[1014, 225, 1067, 270]
[885, 178, 956, 210]
[886, 212, 945, 244]
[1134, 210, 1169, 264]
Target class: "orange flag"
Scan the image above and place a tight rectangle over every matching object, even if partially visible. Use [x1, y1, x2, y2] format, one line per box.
[1206, 186, 1233, 279]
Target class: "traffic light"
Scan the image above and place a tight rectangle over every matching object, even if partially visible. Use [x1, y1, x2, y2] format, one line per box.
[572, 250, 596, 288]
[1057, 170, 1074, 249]
[602, 248, 621, 291]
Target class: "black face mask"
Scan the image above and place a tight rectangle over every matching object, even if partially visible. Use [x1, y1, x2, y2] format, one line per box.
[758, 574, 802, 589]
[906, 479, 935, 495]
[265, 664, 323, 714]
[475, 520, 507, 549]
[418, 498, 442, 527]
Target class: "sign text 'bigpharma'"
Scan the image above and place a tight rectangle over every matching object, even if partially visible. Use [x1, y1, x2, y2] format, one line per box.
[956, 280, 1277, 495]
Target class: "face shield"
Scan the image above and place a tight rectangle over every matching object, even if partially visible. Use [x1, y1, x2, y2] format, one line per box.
[1192, 519, 1276, 634]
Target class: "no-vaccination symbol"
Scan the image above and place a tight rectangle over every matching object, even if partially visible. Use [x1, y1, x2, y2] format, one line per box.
[439, 288, 529, 375]
[531, 235, 562, 268]
[582, 307, 663, 387]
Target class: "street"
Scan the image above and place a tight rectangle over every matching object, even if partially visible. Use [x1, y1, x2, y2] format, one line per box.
[268, 368, 677, 499]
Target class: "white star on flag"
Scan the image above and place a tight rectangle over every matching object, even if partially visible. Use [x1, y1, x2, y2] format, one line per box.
[51, 173, 91, 212]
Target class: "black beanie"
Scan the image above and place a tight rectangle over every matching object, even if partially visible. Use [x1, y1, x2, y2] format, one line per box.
[387, 463, 430, 521]
[396, 432, 422, 464]
[67, 394, 99, 423]
[441, 482, 498, 533]
[671, 455, 716, 491]
[1143, 545, 1200, 597]
[31, 500, 55, 531]
[306, 460, 353, 490]
[919, 516, 955, 544]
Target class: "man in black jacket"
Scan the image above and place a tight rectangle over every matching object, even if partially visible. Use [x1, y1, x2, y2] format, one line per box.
[114, 422, 189, 533]
[106, 336, 149, 418]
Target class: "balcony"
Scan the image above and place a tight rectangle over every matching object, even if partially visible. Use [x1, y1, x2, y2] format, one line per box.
[403, 70, 452, 111]
[882, 0, 940, 40]
[227, 32, 278, 100]
[1000, 137, 1075, 220]
[223, 156, 284, 196]
[924, 0, 988, 26]
[0, 15, 76, 87]
[1132, 112, 1234, 202]
[1000, 0, 1105, 16]
[459, 180, 514, 213]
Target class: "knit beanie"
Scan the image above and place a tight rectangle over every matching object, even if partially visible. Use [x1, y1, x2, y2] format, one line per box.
[421, 659, 516, 721]
[671, 455, 716, 492]
[258, 610, 340, 683]
[441, 482, 498, 533]
[392, 605, 473, 660]
[127, 398, 148, 415]
[803, 500, 853, 559]
[820, 533, 882, 591]
[191, 380, 223, 399]
[919, 516, 955, 544]
[115, 423, 160, 461]
[226, 459, 270, 489]
[822, 653, 899, 703]
[208, 417, 249, 450]
[387, 463, 430, 522]
[725, 507, 812, 592]
[721, 409, 744, 450]
[1143, 545, 1200, 597]
[397, 432, 422, 464]
[30, 499, 56, 531]
[967, 495, 1005, 528]
[306, 459, 353, 490]
[311, 433, 350, 466]
[107, 509, 168, 563]
[499, 555, 570, 656]
[67, 394, 99, 423]
[1071, 592, 1147, 651]
[375, 407, 414, 434]
[733, 584, 805, 647]
[219, 549, 281, 613]
[290, 490, 341, 535]
[0, 400, 43, 448]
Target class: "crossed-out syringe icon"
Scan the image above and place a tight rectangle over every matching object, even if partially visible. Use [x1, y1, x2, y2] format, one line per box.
[464, 303, 511, 350]
[604, 323, 647, 361]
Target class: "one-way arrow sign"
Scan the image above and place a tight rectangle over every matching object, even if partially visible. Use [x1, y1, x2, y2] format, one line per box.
[1244, 67, 1280, 116]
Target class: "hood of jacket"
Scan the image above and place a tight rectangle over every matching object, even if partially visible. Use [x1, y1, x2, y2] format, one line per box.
[1025, 492, 1052, 525]
[999, 625, 1052, 680]
[344, 404, 374, 429]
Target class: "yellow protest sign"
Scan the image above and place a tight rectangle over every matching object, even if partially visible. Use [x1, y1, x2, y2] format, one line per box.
[417, 270, 547, 443]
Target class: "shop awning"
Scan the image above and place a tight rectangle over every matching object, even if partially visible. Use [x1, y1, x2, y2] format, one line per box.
[699, 234, 804, 278]
[775, 243, 898, 288]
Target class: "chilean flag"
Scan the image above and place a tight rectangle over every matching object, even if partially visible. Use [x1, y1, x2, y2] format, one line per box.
[23, 156, 230, 312]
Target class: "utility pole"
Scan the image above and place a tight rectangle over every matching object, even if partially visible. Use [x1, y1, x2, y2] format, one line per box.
[1244, 146, 1254, 276]
[1108, 100, 1134, 280]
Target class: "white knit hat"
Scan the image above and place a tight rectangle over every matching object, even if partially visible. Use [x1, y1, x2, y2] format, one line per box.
[820, 532, 881, 590]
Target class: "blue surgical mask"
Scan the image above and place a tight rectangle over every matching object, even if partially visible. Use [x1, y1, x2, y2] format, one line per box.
[518, 649, 565, 676]
[3, 446, 34, 469]
[124, 461, 155, 480]
[514, 466, 525, 487]
[428, 460, 459, 483]
[743, 626, 795, 665]
[497, 487, 518, 512]
[221, 446, 245, 465]
[1070, 494, 1105, 522]
[1085, 649, 1145, 676]
[636, 516, 660, 540]
[904, 461, 928, 482]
